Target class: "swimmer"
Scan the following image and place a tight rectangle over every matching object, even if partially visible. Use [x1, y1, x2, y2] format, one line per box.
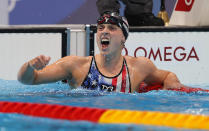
[18, 12, 182, 93]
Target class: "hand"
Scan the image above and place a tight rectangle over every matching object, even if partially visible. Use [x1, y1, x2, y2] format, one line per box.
[163, 82, 182, 90]
[163, 72, 182, 90]
[28, 55, 51, 70]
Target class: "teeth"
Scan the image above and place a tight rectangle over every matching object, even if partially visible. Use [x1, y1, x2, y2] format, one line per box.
[101, 39, 110, 45]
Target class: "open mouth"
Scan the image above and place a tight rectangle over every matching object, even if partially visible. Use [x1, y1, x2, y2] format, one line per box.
[101, 39, 110, 49]
[101, 39, 110, 45]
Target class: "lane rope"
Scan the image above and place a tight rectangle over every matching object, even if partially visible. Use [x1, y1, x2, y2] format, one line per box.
[0, 101, 209, 130]
[138, 83, 209, 93]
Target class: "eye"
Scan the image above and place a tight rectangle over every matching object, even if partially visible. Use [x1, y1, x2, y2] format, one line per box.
[108, 25, 117, 31]
[97, 25, 104, 31]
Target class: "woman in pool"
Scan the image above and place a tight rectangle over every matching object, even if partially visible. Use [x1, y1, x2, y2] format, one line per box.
[18, 12, 182, 93]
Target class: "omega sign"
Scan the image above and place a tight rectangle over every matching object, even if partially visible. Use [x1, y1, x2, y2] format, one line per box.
[124, 46, 199, 61]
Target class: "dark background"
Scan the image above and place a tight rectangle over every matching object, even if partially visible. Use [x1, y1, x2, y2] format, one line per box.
[9, 0, 177, 25]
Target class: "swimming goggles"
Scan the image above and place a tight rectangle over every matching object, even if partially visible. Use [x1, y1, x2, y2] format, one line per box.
[97, 15, 122, 25]
[97, 14, 129, 40]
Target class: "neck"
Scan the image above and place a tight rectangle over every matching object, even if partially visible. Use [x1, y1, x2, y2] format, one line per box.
[96, 53, 123, 71]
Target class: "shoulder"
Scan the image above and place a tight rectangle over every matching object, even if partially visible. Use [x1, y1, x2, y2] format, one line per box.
[124, 55, 156, 74]
[124, 56, 154, 67]
[59, 55, 92, 63]
[56, 55, 92, 69]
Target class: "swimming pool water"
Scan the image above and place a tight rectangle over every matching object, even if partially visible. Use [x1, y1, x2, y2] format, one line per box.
[0, 79, 209, 131]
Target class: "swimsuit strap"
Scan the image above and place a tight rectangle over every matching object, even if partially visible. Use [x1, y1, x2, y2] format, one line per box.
[81, 56, 131, 93]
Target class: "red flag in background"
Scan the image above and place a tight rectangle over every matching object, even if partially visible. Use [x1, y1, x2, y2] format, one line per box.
[169, 0, 209, 26]
[175, 0, 195, 12]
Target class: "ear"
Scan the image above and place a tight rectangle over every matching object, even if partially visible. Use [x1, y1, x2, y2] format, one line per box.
[121, 35, 125, 43]
[121, 39, 125, 48]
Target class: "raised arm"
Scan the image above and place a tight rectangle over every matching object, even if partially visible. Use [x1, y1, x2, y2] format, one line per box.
[17, 55, 71, 85]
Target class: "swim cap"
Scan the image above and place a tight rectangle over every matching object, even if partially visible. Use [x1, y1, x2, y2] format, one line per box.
[97, 12, 129, 40]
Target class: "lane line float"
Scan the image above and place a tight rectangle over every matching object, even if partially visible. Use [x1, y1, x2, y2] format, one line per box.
[0, 101, 209, 130]
[138, 83, 209, 93]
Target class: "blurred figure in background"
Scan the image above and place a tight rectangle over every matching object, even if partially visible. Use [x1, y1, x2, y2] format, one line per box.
[96, 0, 164, 26]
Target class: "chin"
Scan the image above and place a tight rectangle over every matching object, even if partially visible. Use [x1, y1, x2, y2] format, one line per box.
[99, 50, 110, 56]
[100, 51, 108, 55]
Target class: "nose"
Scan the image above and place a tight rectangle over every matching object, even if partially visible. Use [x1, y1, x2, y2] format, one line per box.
[102, 32, 109, 37]
[101, 26, 110, 36]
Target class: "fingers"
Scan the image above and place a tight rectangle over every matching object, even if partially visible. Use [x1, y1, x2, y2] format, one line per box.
[163, 82, 182, 90]
[39, 55, 51, 65]
[28, 55, 51, 70]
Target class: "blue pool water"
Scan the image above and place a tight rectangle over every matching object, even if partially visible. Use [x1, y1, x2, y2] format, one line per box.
[0, 79, 209, 131]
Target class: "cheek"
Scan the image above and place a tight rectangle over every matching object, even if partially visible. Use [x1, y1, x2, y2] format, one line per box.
[111, 34, 123, 43]
[96, 34, 101, 43]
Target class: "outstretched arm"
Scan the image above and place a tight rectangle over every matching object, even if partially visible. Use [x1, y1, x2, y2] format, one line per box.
[17, 55, 70, 85]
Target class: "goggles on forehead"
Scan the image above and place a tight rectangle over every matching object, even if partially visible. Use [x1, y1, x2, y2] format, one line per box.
[97, 15, 122, 25]
[97, 14, 129, 40]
